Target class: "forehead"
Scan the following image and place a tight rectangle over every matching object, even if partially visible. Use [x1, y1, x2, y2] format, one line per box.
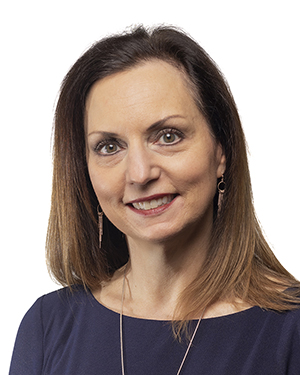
[85, 60, 201, 132]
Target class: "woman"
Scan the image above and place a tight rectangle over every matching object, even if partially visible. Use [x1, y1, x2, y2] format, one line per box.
[10, 25, 300, 374]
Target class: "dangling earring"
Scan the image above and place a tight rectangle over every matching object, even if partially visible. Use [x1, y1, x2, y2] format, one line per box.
[217, 175, 226, 215]
[97, 206, 103, 248]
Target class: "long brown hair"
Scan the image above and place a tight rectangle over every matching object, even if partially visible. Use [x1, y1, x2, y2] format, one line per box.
[46, 25, 300, 324]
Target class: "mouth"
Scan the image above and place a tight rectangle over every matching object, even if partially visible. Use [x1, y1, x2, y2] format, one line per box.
[129, 194, 176, 211]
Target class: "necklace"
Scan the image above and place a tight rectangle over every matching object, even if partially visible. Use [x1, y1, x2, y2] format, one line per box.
[119, 266, 205, 375]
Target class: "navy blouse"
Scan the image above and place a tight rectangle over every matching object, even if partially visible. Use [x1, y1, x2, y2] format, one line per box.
[9, 286, 300, 374]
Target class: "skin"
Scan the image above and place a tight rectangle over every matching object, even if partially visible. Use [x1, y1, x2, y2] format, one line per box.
[85, 60, 249, 320]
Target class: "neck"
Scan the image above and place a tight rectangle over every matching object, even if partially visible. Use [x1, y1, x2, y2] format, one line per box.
[123, 221, 211, 320]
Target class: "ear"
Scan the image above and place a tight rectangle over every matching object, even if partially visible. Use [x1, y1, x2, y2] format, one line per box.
[216, 143, 226, 178]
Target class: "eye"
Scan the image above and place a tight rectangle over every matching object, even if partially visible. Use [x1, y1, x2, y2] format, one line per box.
[156, 129, 182, 145]
[95, 141, 121, 155]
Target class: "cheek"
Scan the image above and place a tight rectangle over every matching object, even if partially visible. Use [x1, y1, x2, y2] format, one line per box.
[88, 164, 122, 205]
[176, 157, 219, 221]
[174, 152, 218, 190]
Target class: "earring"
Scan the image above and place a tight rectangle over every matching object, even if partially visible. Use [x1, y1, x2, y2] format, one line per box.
[97, 206, 103, 248]
[217, 175, 226, 214]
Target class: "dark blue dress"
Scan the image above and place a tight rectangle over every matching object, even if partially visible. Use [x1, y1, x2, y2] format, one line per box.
[9, 286, 300, 374]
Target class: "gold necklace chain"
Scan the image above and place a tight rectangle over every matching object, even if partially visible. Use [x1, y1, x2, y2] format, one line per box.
[120, 265, 205, 375]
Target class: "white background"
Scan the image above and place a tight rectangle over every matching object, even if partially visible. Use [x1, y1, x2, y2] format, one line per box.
[1, 0, 299, 373]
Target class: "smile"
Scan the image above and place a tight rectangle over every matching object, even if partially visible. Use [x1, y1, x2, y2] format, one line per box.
[131, 195, 174, 210]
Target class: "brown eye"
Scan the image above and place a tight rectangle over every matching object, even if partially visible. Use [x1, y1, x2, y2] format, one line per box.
[97, 142, 120, 155]
[105, 144, 118, 153]
[156, 129, 182, 145]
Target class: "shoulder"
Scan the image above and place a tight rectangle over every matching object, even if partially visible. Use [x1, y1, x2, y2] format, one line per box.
[273, 307, 300, 373]
[12, 285, 91, 335]
[9, 285, 93, 374]
[40, 284, 90, 309]
[252, 303, 300, 333]
[23, 285, 90, 321]
[29, 285, 97, 331]
[279, 287, 300, 337]
[277, 306, 300, 339]
[252, 305, 300, 372]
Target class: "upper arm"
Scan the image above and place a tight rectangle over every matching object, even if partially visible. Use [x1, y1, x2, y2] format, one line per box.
[9, 297, 44, 375]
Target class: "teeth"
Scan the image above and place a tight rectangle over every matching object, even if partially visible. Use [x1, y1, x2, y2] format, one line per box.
[132, 195, 173, 210]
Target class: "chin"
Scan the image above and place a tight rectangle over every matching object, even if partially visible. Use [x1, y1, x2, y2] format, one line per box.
[128, 221, 198, 246]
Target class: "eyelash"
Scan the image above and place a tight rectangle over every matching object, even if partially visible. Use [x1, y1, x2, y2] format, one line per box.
[94, 128, 184, 156]
[94, 138, 123, 155]
[155, 128, 183, 145]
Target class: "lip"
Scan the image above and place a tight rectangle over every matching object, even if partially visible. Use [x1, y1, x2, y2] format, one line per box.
[126, 194, 178, 216]
[127, 194, 174, 204]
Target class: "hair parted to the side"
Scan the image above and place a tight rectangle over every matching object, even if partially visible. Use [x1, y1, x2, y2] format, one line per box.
[46, 25, 300, 329]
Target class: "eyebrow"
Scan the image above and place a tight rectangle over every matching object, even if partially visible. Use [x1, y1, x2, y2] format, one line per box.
[146, 115, 185, 132]
[87, 115, 185, 138]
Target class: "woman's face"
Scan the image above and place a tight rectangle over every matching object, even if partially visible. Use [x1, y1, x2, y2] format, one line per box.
[86, 60, 226, 245]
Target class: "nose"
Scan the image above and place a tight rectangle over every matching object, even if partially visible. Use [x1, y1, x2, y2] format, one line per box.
[125, 145, 161, 185]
